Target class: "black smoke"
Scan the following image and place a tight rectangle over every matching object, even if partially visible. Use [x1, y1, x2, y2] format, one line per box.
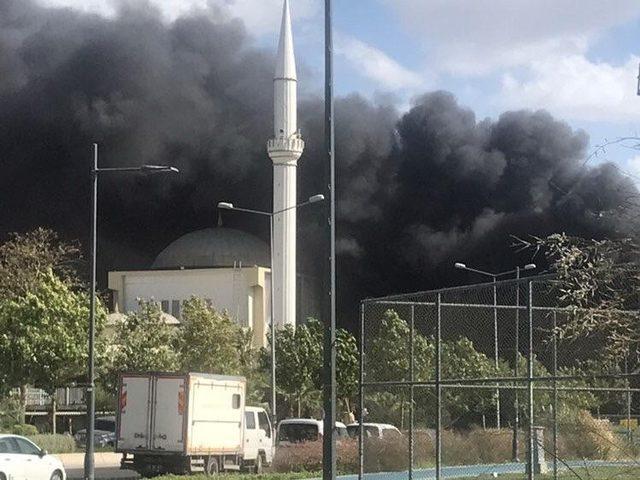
[1, 0, 638, 328]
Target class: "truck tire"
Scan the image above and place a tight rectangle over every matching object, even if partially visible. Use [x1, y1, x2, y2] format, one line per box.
[254, 453, 264, 474]
[205, 456, 219, 475]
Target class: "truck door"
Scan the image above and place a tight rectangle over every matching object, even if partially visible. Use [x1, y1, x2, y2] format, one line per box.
[152, 376, 186, 452]
[118, 375, 152, 450]
[257, 410, 273, 463]
[243, 411, 259, 461]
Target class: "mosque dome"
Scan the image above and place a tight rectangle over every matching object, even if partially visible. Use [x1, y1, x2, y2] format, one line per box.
[152, 228, 270, 270]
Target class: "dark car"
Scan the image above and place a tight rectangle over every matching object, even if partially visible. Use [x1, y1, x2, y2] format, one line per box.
[74, 417, 116, 448]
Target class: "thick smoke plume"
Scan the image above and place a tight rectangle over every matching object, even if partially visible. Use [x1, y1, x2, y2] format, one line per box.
[1, 0, 638, 326]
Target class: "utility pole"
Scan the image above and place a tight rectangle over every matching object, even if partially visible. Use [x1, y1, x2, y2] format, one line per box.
[322, 0, 337, 478]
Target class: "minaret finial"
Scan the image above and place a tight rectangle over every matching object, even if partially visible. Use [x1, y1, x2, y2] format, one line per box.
[275, 0, 297, 81]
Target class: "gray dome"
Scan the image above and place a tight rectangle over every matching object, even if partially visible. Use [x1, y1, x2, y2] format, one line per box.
[152, 228, 269, 269]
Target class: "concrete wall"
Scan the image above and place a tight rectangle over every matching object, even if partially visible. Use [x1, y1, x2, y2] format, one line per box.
[107, 267, 269, 347]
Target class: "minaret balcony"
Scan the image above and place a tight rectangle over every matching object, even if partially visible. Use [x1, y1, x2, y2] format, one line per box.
[267, 136, 305, 162]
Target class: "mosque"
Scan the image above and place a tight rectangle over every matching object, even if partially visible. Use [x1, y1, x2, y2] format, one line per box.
[107, 0, 319, 348]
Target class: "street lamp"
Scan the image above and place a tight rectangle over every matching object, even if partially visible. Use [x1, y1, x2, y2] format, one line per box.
[217, 194, 325, 435]
[85, 144, 178, 480]
[454, 261, 536, 460]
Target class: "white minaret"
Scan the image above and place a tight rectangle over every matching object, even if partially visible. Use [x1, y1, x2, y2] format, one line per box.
[268, 0, 304, 328]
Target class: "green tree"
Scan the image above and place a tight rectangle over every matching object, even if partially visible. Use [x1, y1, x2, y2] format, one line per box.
[266, 322, 322, 417]
[102, 301, 179, 393]
[179, 298, 242, 375]
[0, 228, 81, 299]
[0, 269, 104, 421]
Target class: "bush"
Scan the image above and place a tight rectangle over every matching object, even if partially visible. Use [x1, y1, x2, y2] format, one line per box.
[29, 434, 76, 454]
[8, 423, 38, 436]
[557, 410, 626, 460]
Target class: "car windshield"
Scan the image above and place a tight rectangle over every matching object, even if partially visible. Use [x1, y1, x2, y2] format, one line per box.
[95, 419, 115, 431]
[346, 425, 380, 438]
[278, 423, 319, 443]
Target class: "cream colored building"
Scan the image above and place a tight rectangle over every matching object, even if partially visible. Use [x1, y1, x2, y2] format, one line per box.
[108, 228, 272, 347]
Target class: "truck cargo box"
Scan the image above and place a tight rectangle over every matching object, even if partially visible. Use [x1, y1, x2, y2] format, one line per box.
[117, 372, 246, 456]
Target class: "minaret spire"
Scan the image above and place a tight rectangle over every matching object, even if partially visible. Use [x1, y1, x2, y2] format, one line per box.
[275, 0, 297, 82]
[268, 0, 304, 328]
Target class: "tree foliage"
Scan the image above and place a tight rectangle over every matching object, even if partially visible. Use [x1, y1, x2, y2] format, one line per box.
[179, 298, 242, 375]
[101, 301, 179, 392]
[0, 269, 104, 394]
[0, 228, 82, 299]
[518, 233, 640, 356]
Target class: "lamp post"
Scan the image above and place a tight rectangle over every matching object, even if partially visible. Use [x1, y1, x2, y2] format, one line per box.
[85, 144, 178, 480]
[453, 262, 536, 436]
[217, 194, 325, 434]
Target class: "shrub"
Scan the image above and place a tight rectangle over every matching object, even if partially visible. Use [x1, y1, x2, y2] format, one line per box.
[557, 410, 625, 460]
[8, 423, 38, 436]
[29, 434, 76, 454]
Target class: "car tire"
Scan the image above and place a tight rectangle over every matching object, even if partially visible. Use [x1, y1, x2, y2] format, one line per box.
[254, 453, 264, 475]
[205, 456, 219, 476]
[50, 470, 63, 480]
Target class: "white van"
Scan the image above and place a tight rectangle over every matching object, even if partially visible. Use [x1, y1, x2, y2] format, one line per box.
[276, 419, 348, 446]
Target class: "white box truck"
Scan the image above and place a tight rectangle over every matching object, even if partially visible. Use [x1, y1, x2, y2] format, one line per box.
[116, 372, 273, 476]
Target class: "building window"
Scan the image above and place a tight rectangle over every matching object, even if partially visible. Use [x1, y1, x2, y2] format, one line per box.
[161, 300, 170, 313]
[172, 300, 181, 319]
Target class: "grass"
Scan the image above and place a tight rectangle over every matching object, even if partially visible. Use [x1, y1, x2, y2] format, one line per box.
[29, 434, 77, 454]
[154, 466, 640, 480]
[473, 466, 640, 479]
[155, 473, 320, 480]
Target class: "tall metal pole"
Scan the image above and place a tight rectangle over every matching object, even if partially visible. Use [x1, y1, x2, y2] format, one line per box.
[358, 303, 365, 480]
[270, 215, 277, 434]
[322, 0, 337, 477]
[552, 311, 558, 480]
[527, 281, 534, 480]
[436, 293, 442, 480]
[513, 267, 520, 461]
[493, 278, 500, 429]
[84, 143, 98, 480]
[409, 305, 415, 480]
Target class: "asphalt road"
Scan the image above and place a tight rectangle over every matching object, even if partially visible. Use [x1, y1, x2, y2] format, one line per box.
[66, 467, 139, 480]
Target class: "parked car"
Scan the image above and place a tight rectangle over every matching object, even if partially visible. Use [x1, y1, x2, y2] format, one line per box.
[346, 423, 402, 439]
[0, 434, 66, 480]
[276, 419, 348, 446]
[74, 416, 116, 448]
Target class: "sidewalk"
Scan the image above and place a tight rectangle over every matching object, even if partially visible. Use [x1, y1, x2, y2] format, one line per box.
[55, 452, 122, 469]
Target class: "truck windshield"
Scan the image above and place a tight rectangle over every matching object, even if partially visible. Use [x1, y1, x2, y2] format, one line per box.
[278, 424, 319, 443]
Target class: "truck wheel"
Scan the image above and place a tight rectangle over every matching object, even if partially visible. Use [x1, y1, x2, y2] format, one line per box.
[254, 453, 264, 475]
[205, 457, 219, 475]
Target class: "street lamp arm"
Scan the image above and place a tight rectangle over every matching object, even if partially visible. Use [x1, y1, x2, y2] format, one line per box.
[458, 265, 497, 279]
[96, 165, 179, 174]
[223, 205, 272, 217]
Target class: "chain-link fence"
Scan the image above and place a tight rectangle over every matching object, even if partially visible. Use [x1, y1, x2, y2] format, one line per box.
[357, 275, 640, 480]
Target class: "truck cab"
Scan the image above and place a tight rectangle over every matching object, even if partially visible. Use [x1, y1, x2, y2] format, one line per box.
[243, 406, 273, 472]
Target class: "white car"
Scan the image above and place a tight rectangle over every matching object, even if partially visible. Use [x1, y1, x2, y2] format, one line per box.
[276, 418, 348, 446]
[0, 434, 66, 480]
[346, 423, 402, 439]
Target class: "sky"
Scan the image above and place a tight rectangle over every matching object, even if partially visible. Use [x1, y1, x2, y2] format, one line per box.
[37, 0, 640, 179]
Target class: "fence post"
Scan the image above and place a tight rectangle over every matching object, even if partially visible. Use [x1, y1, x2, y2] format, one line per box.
[527, 280, 534, 480]
[626, 356, 632, 444]
[358, 302, 365, 480]
[552, 311, 558, 480]
[436, 293, 442, 480]
[409, 305, 415, 480]
[513, 279, 520, 461]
